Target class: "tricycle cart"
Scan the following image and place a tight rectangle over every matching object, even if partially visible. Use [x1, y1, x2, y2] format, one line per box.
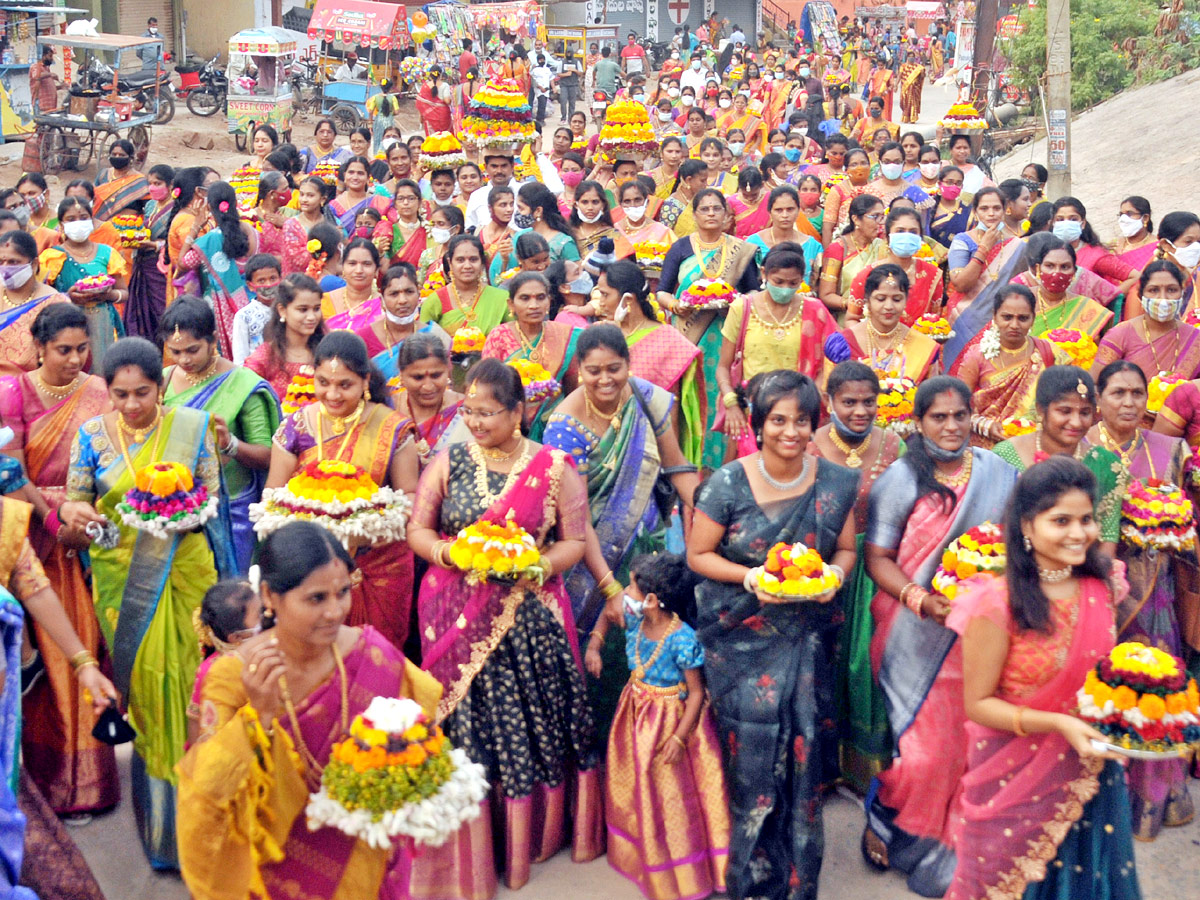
[226, 26, 297, 151]
[318, 78, 381, 134]
[33, 32, 161, 175]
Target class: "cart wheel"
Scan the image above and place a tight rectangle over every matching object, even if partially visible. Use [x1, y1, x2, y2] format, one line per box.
[129, 125, 151, 168]
[329, 103, 359, 135]
[152, 91, 176, 126]
[96, 130, 118, 170]
[234, 129, 246, 152]
[38, 127, 66, 174]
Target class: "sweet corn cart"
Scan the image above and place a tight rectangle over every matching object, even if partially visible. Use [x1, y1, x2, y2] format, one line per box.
[226, 26, 297, 151]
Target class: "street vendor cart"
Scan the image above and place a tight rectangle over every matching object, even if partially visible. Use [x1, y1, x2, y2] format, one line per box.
[226, 26, 298, 151]
[32, 32, 163, 175]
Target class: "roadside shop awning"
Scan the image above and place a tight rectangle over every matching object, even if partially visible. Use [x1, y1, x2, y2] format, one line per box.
[307, 0, 411, 50]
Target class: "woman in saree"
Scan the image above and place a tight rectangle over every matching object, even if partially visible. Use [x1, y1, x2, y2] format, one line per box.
[0, 232, 66, 377]
[818, 194, 887, 319]
[865, 142, 933, 216]
[482, 273, 579, 440]
[517, 182, 582, 263]
[688, 371, 858, 900]
[326, 156, 374, 238]
[479, 186, 518, 279]
[246, 170, 291, 260]
[161, 298, 279, 574]
[928, 166, 971, 250]
[615, 180, 675, 262]
[721, 92, 764, 150]
[178, 521, 446, 900]
[946, 457, 1140, 900]
[658, 160, 709, 235]
[657, 189, 760, 470]
[1093, 261, 1200, 383]
[1115, 196, 1159, 275]
[822, 148, 874, 244]
[543, 323, 699, 728]
[407, 359, 601, 892]
[946, 187, 1024, 322]
[4, 303, 117, 815]
[323, 238, 382, 332]
[122, 164, 174, 342]
[861, 376, 1018, 897]
[297, 118, 352, 175]
[648, 136, 685, 201]
[847, 208, 944, 326]
[418, 205, 463, 286]
[571, 181, 634, 261]
[39, 197, 129, 371]
[747, 185, 823, 280]
[391, 335, 467, 472]
[280, 176, 330, 277]
[1151, 211, 1200, 318]
[379, 178, 428, 269]
[809, 362, 905, 793]
[1052, 197, 1140, 295]
[695, 140, 736, 197]
[92, 139, 149, 223]
[728, 167, 769, 239]
[163, 168, 210, 305]
[419, 234, 510, 338]
[357, 263, 450, 403]
[57, 337, 235, 868]
[1087, 360, 1194, 841]
[245, 273, 325, 400]
[1028, 238, 1115, 340]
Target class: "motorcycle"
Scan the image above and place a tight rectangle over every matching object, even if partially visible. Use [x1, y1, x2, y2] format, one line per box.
[81, 57, 175, 125]
[590, 89, 611, 129]
[182, 56, 229, 118]
[642, 38, 672, 70]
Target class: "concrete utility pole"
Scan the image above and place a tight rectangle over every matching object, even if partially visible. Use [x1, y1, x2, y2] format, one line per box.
[1044, 0, 1071, 198]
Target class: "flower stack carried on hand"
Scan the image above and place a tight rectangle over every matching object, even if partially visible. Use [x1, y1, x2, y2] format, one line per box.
[510, 359, 560, 404]
[931, 522, 1006, 602]
[633, 240, 670, 275]
[1147, 373, 1187, 414]
[1002, 416, 1037, 438]
[598, 100, 659, 161]
[74, 274, 115, 296]
[756, 541, 841, 602]
[938, 102, 988, 130]
[311, 160, 341, 186]
[677, 279, 735, 312]
[462, 79, 535, 150]
[448, 510, 543, 585]
[306, 696, 489, 849]
[875, 376, 917, 436]
[250, 459, 411, 549]
[230, 165, 261, 212]
[419, 132, 468, 172]
[451, 325, 485, 357]
[911, 313, 954, 343]
[1120, 478, 1196, 552]
[1041, 328, 1097, 369]
[281, 365, 316, 415]
[117, 461, 218, 540]
[111, 212, 150, 249]
[1077, 642, 1200, 758]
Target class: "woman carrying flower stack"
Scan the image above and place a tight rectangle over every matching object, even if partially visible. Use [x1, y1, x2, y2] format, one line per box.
[1093, 261, 1200, 383]
[408, 359, 601, 893]
[1088, 360, 1194, 841]
[123, 163, 175, 342]
[265, 332, 418, 651]
[280, 177, 330, 277]
[298, 118, 352, 175]
[57, 337, 236, 868]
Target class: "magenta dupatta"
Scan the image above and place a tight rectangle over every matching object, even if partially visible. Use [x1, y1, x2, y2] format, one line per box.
[944, 577, 1115, 900]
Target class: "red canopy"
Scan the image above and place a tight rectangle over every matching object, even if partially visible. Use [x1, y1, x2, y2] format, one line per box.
[307, 0, 412, 50]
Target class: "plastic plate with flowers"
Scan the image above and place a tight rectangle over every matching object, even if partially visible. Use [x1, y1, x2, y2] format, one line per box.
[421, 270, 447, 302]
[911, 314, 954, 343]
[281, 366, 316, 416]
[1041, 328, 1097, 369]
[451, 325, 486, 356]
[875, 376, 917, 436]
[1147, 373, 1187, 414]
[931, 522, 1006, 602]
[1077, 642, 1200, 759]
[250, 459, 412, 548]
[677, 279, 735, 312]
[74, 274, 115, 295]
[305, 696, 489, 849]
[510, 359, 561, 404]
[448, 511, 543, 585]
[1120, 478, 1196, 552]
[116, 461, 219, 539]
[756, 541, 841, 603]
[311, 160, 341, 186]
[1002, 416, 1038, 438]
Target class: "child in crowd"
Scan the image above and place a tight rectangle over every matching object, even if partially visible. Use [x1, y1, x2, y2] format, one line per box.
[354, 206, 382, 241]
[186, 579, 260, 747]
[230, 253, 282, 364]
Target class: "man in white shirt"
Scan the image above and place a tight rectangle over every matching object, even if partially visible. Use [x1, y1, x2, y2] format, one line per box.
[679, 57, 708, 95]
[729, 24, 746, 46]
[464, 154, 516, 233]
[334, 52, 367, 81]
[530, 55, 553, 131]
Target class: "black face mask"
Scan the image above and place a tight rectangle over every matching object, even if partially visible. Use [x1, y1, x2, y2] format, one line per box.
[110, 156, 131, 170]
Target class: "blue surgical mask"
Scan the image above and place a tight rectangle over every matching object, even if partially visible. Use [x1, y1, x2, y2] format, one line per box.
[568, 272, 593, 295]
[888, 232, 923, 258]
[799, 67, 811, 78]
[783, 148, 801, 163]
[728, 141, 745, 156]
[766, 282, 799, 304]
[829, 406, 871, 441]
[1052, 220, 1083, 243]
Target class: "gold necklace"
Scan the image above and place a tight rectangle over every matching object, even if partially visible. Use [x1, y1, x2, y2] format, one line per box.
[34, 371, 81, 400]
[182, 356, 219, 386]
[468, 439, 534, 506]
[752, 294, 804, 340]
[517, 323, 545, 364]
[115, 407, 165, 475]
[1036, 290, 1069, 331]
[631, 613, 682, 681]
[118, 407, 161, 445]
[1139, 318, 1180, 377]
[829, 426, 873, 468]
[933, 451, 973, 487]
[999, 337, 1031, 357]
[584, 388, 624, 431]
[450, 282, 485, 323]
[479, 437, 523, 460]
[0, 284, 33, 309]
[320, 399, 365, 438]
[1098, 422, 1140, 470]
[695, 235, 730, 280]
[279, 643, 347, 789]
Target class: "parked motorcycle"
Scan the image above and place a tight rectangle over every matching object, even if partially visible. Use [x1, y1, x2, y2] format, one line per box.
[181, 56, 229, 118]
[81, 57, 175, 125]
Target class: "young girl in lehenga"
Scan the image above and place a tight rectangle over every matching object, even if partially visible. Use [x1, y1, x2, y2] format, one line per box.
[587, 552, 730, 900]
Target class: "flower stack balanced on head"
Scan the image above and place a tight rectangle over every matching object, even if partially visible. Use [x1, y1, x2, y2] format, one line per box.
[1077, 642, 1200, 756]
[633, 240, 670, 276]
[510, 359, 560, 404]
[1147, 373, 1187, 414]
[306, 696, 489, 849]
[448, 510, 543, 585]
[875, 376, 917, 437]
[419, 132, 468, 172]
[598, 99, 659, 163]
[462, 79, 535, 151]
[931, 522, 1006, 603]
[1041, 328, 1097, 369]
[281, 365, 317, 415]
[938, 102, 988, 130]
[757, 541, 841, 602]
[1120, 478, 1196, 552]
[117, 460, 219, 540]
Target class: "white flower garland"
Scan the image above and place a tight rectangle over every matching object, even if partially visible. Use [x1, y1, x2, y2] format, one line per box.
[117, 493, 219, 541]
[250, 487, 412, 549]
[979, 325, 1002, 361]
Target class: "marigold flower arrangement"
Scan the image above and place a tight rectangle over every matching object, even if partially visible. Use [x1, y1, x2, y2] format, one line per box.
[1041, 328, 1096, 369]
[116, 460, 218, 539]
[938, 102, 988, 129]
[281, 366, 316, 415]
[677, 279, 735, 311]
[1076, 642, 1200, 755]
[421, 270, 447, 301]
[463, 79, 535, 149]
[875, 376, 917, 435]
[419, 132, 468, 171]
[448, 511, 543, 584]
[230, 165, 261, 211]
[1002, 416, 1037, 438]
[250, 459, 412, 548]
[911, 313, 953, 343]
[451, 325, 486, 355]
[74, 274, 115, 294]
[931, 522, 1006, 602]
[757, 541, 841, 602]
[598, 100, 658, 158]
[1147, 373, 1187, 414]
[510, 358, 560, 403]
[111, 212, 150, 248]
[1119, 478, 1196, 551]
[633, 240, 670, 271]
[311, 160, 341, 186]
[305, 696, 489, 849]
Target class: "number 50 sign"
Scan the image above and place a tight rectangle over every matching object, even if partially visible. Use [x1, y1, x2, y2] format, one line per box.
[1048, 109, 1068, 170]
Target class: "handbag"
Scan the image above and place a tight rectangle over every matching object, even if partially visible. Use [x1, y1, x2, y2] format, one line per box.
[629, 381, 696, 522]
[712, 294, 752, 432]
[91, 702, 136, 746]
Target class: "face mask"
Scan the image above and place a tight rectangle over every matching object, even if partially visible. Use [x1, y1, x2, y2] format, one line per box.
[668, 87, 680, 97]
[798, 190, 820, 208]
[633, 93, 645, 102]
[384, 306, 420, 326]
[109, 156, 131, 170]
[880, 162, 903, 180]
[829, 406, 871, 441]
[783, 148, 801, 163]
[941, 183, 963, 201]
[624, 203, 647, 222]
[766, 282, 798, 304]
[354, 225, 370, 238]
[63, 218, 94, 242]
[1144, 296, 1182, 323]
[10, 205, 29, 227]
[26, 192, 46, 213]
[728, 142, 744, 156]
[658, 110, 674, 122]
[430, 226, 452, 244]
[718, 99, 732, 109]
[870, 108, 882, 119]
[799, 67, 811, 77]
[0, 262, 32, 290]
[691, 60, 702, 71]
[764, 73, 774, 81]
[1051, 220, 1083, 243]
[1039, 270, 1074, 294]
[681, 95, 694, 107]
[561, 170, 584, 188]
[796, 125, 808, 137]
[577, 209, 603, 224]
[568, 272, 593, 295]
[921, 434, 967, 462]
[888, 232, 923, 258]
[1171, 240, 1200, 270]
[919, 162, 941, 180]
[622, 593, 644, 617]
[147, 183, 169, 202]
[671, 53, 680, 61]
[512, 210, 535, 229]
[1117, 214, 1144, 238]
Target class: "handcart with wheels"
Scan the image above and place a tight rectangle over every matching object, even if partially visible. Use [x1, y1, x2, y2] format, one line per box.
[226, 26, 297, 151]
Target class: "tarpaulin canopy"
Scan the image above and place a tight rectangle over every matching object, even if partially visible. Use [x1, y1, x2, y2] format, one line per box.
[906, 0, 943, 19]
[307, 0, 411, 50]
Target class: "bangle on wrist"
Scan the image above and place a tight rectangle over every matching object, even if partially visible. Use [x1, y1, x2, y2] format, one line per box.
[722, 391, 740, 409]
[601, 580, 623, 600]
[45, 508, 62, 537]
[669, 733, 687, 749]
[1013, 705, 1029, 738]
[221, 433, 239, 456]
[69, 650, 98, 672]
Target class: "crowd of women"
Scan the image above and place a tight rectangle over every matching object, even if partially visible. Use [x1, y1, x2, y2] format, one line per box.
[2, 50, 1198, 900]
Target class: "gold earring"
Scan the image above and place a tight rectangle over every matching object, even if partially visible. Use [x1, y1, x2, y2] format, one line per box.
[364, 384, 371, 402]
[513, 424, 521, 438]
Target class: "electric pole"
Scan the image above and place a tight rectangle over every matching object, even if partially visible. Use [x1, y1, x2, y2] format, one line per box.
[1044, 0, 1071, 198]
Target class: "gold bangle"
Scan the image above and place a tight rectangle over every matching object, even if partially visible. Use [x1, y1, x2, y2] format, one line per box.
[601, 580, 623, 600]
[670, 734, 687, 749]
[722, 391, 740, 409]
[542, 558, 555, 580]
[597, 571, 615, 589]
[69, 650, 97, 672]
[74, 660, 99, 675]
[1013, 705, 1029, 738]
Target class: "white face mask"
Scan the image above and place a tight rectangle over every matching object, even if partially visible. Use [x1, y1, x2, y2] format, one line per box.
[1144, 296, 1183, 323]
[430, 226, 452, 244]
[919, 162, 941, 180]
[384, 306, 420, 326]
[658, 111, 674, 122]
[63, 219, 94, 242]
[719, 99, 732, 109]
[668, 87, 680, 97]
[624, 203, 647, 222]
[0, 262, 32, 290]
[880, 162, 904, 180]
[1117, 214, 1144, 238]
[614, 296, 630, 323]
[577, 209, 603, 224]
[1172, 240, 1200, 270]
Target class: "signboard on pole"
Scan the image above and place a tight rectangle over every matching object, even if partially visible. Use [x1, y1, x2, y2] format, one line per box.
[1048, 109, 1068, 169]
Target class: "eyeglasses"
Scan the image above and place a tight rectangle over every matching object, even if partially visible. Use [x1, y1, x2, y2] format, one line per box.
[863, 213, 886, 222]
[461, 406, 507, 419]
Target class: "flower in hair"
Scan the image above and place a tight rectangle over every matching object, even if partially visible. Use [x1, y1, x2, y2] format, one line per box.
[218, 201, 230, 213]
[307, 238, 322, 254]
[172, 187, 182, 198]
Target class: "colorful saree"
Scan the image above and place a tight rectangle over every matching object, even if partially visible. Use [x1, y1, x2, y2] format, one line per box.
[0, 285, 61, 376]
[6, 374, 117, 814]
[928, 201, 971, 250]
[328, 193, 372, 237]
[0, 581, 33, 900]
[1012, 266, 1121, 308]
[1094, 318, 1200, 382]
[626, 323, 704, 466]
[946, 231, 1021, 322]
[951, 337, 1057, 448]
[323, 288, 383, 333]
[864, 450, 1018, 897]
[823, 327, 941, 383]
[822, 236, 886, 298]
[177, 627, 449, 900]
[848, 257, 945, 325]
[244, 343, 308, 402]
[1158, 379, 1200, 445]
[278, 403, 413, 649]
[165, 367, 280, 573]
[192, 228, 251, 358]
[414, 443, 602, 890]
[723, 294, 837, 384]
[92, 170, 149, 222]
[298, 144, 352, 174]
[386, 222, 428, 268]
[482, 321, 579, 440]
[694, 458, 859, 900]
[420, 285, 510, 337]
[124, 197, 172, 341]
[357, 320, 451, 403]
[1032, 294, 1114, 341]
[67, 406, 233, 868]
[945, 576, 1140, 900]
[39, 244, 128, 371]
